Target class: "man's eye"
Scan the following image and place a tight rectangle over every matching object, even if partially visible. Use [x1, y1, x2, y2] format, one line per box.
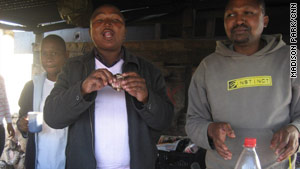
[226, 13, 235, 17]
[96, 19, 104, 23]
[112, 19, 121, 23]
[42, 51, 58, 57]
[245, 11, 254, 15]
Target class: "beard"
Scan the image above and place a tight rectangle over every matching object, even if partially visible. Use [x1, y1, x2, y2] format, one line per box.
[232, 35, 250, 44]
[230, 24, 251, 44]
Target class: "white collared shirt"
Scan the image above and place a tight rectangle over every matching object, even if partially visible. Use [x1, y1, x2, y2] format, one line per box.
[36, 78, 68, 169]
[94, 58, 130, 169]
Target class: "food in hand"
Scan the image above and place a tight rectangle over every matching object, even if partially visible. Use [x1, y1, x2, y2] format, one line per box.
[111, 74, 124, 91]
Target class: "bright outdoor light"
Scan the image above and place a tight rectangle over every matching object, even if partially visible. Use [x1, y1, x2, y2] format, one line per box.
[0, 30, 32, 114]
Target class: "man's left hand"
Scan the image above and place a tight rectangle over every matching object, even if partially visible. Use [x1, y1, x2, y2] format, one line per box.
[121, 72, 148, 104]
[270, 125, 299, 162]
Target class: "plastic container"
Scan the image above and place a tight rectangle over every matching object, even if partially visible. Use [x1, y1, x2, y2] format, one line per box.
[234, 138, 261, 169]
[28, 111, 43, 133]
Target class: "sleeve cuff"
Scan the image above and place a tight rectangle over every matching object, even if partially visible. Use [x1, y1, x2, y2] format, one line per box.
[208, 134, 215, 150]
[288, 123, 300, 134]
[76, 81, 96, 103]
[132, 90, 153, 111]
[203, 122, 215, 150]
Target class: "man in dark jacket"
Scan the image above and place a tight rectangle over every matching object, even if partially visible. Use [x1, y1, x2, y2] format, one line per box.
[44, 4, 174, 169]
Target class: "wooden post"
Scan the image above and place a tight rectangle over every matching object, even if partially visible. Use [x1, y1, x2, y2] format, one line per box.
[206, 17, 216, 38]
[155, 23, 161, 40]
[32, 33, 44, 77]
[182, 8, 196, 38]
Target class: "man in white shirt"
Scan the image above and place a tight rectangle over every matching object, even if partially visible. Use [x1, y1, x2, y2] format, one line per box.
[17, 35, 68, 169]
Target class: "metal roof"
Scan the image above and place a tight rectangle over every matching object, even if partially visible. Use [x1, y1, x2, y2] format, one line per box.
[0, 0, 295, 33]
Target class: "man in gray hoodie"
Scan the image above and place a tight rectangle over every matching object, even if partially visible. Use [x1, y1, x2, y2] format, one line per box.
[186, 0, 300, 168]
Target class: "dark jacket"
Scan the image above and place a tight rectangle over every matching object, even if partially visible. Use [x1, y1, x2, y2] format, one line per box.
[17, 80, 36, 169]
[44, 48, 174, 169]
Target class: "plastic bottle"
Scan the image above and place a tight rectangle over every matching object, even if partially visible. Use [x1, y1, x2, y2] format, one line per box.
[234, 138, 261, 169]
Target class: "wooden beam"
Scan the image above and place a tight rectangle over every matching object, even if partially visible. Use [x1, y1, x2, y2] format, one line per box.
[182, 8, 196, 38]
[32, 33, 44, 76]
[154, 23, 161, 40]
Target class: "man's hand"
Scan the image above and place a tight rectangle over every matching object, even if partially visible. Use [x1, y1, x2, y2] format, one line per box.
[121, 72, 148, 104]
[270, 125, 299, 162]
[81, 69, 114, 95]
[7, 123, 15, 138]
[17, 117, 28, 133]
[207, 122, 236, 160]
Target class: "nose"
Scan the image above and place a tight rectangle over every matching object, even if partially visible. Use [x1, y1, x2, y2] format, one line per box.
[42, 52, 55, 61]
[45, 55, 54, 62]
[104, 19, 112, 26]
[236, 14, 245, 25]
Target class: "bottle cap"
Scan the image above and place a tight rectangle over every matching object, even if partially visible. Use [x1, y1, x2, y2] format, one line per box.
[244, 138, 256, 147]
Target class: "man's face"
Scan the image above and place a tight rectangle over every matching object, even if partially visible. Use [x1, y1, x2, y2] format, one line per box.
[224, 0, 268, 45]
[89, 6, 126, 52]
[41, 40, 66, 77]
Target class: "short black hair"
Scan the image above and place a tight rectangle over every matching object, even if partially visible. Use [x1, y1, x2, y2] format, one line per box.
[90, 4, 125, 25]
[257, 0, 266, 15]
[225, 0, 266, 15]
[41, 34, 66, 52]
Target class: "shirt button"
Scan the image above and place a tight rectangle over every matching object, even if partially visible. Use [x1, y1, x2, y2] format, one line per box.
[76, 96, 80, 101]
[148, 104, 151, 110]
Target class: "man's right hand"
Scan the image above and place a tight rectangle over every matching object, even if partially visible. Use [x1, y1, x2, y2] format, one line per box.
[17, 117, 28, 133]
[208, 122, 236, 160]
[81, 69, 114, 95]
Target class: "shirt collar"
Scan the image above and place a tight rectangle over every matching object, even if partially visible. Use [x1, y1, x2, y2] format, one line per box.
[91, 46, 140, 72]
[93, 47, 124, 68]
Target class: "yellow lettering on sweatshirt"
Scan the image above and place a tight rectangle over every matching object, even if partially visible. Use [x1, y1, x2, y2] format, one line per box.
[227, 76, 272, 91]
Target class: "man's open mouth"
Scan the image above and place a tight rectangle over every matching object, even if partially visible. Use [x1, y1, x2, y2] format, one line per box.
[102, 29, 114, 40]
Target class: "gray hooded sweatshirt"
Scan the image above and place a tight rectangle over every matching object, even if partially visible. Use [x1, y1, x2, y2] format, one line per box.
[186, 34, 300, 169]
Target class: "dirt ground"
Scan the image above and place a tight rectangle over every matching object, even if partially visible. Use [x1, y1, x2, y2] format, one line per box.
[0, 114, 26, 169]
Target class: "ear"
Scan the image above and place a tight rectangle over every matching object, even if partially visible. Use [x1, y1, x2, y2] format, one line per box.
[263, 15, 269, 28]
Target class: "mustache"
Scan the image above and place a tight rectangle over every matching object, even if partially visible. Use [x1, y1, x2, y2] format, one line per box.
[231, 24, 250, 33]
[102, 28, 114, 32]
